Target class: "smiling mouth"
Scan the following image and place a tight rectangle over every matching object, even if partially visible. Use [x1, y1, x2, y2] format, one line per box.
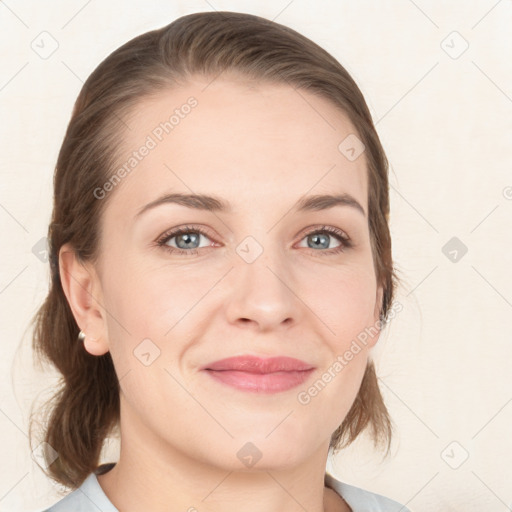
[201, 355, 315, 393]
[202, 368, 315, 393]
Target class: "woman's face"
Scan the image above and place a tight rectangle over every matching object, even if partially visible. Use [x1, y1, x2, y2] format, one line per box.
[86, 76, 382, 470]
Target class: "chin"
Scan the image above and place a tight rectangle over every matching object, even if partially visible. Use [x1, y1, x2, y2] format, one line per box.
[203, 432, 322, 473]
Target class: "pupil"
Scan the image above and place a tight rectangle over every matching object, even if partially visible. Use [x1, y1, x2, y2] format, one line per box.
[311, 234, 328, 249]
[178, 233, 199, 249]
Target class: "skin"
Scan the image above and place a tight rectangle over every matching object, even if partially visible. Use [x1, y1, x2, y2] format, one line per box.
[60, 75, 383, 512]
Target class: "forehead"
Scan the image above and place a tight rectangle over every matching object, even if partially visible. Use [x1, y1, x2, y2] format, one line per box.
[106, 76, 368, 219]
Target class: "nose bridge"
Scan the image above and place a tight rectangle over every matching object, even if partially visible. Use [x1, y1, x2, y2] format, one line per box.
[226, 231, 299, 329]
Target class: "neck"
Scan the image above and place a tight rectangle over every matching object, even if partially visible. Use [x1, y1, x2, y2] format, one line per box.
[96, 395, 351, 512]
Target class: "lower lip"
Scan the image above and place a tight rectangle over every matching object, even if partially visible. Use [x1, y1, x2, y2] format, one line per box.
[203, 369, 315, 393]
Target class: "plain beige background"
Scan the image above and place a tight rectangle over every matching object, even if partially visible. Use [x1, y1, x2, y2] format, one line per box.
[1, 1, 511, 511]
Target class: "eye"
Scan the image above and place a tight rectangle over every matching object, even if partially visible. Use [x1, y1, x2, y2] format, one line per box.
[155, 224, 352, 257]
[296, 225, 352, 256]
[156, 225, 216, 257]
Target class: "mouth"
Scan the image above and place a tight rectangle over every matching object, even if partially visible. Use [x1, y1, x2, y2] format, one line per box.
[201, 355, 315, 393]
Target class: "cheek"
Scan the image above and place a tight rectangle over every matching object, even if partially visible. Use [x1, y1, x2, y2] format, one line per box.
[100, 257, 215, 359]
[296, 269, 376, 431]
[305, 264, 378, 346]
[102, 249, 378, 347]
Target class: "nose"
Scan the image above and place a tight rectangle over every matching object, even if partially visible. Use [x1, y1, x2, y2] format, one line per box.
[224, 242, 301, 332]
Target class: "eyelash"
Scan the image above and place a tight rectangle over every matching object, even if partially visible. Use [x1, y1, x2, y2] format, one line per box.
[155, 224, 352, 257]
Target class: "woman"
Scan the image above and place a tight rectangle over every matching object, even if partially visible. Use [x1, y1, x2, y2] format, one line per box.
[30, 10, 410, 512]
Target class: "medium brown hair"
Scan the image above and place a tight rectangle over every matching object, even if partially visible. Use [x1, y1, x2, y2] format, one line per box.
[29, 11, 396, 489]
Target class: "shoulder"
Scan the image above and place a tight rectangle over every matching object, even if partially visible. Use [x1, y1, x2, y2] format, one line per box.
[35, 464, 118, 512]
[325, 472, 412, 512]
[35, 467, 410, 512]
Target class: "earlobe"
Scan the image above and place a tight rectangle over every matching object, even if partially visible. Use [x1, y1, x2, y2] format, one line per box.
[82, 331, 109, 356]
[59, 243, 110, 356]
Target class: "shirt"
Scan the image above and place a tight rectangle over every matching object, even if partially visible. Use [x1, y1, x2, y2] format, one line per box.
[38, 462, 412, 512]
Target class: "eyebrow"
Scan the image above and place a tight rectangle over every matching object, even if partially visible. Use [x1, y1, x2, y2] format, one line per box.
[135, 192, 366, 219]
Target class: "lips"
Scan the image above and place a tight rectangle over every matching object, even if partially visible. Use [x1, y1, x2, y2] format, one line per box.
[202, 355, 314, 373]
[201, 356, 315, 393]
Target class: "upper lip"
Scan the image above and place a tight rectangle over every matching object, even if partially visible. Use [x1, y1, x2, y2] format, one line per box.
[201, 356, 315, 373]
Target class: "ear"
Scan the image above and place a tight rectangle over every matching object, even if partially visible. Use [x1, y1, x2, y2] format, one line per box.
[59, 243, 109, 356]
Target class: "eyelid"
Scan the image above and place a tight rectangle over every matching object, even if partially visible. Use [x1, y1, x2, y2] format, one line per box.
[155, 224, 216, 246]
[294, 224, 350, 243]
